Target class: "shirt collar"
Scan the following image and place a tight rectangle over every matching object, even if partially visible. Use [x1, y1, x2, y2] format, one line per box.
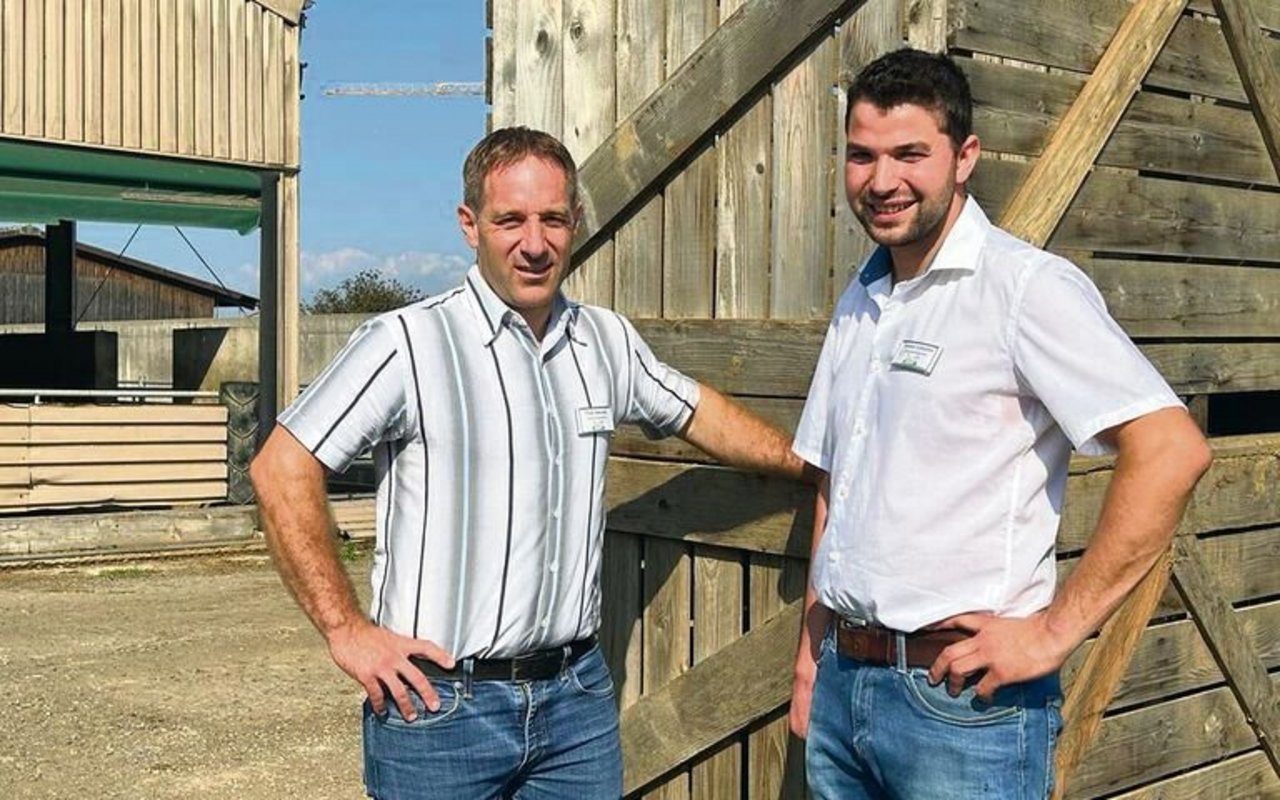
[463, 264, 576, 347]
[858, 196, 991, 290]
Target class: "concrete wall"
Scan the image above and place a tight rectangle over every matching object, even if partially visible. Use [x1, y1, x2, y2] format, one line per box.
[0, 314, 369, 388]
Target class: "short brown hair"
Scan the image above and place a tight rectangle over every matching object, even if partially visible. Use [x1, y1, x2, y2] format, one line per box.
[462, 127, 580, 212]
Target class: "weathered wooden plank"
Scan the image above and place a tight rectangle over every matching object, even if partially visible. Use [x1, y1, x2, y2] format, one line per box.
[83, 0, 102, 144]
[1054, 550, 1175, 800]
[0, 479, 228, 509]
[966, 57, 1278, 188]
[43, 0, 63, 140]
[747, 555, 806, 800]
[771, 36, 835, 319]
[1064, 679, 1275, 798]
[560, 0, 615, 307]
[973, 157, 1280, 265]
[642, 538, 692, 800]
[121, 0, 140, 147]
[512, 0, 562, 135]
[0, 461, 227, 486]
[601, 531, 644, 711]
[176, 0, 194, 154]
[951, 0, 1280, 106]
[622, 601, 802, 796]
[1172, 534, 1280, 774]
[2, 1, 23, 134]
[661, 0, 718, 321]
[1213, 0, 1280, 177]
[0, 424, 227, 445]
[228, 0, 246, 160]
[193, 0, 212, 155]
[576, 0, 865, 254]
[157, 0, 176, 151]
[64, 0, 84, 142]
[1190, 0, 1280, 30]
[261, 12, 283, 165]
[690, 546, 743, 800]
[0, 442, 227, 465]
[9, 405, 227, 423]
[0, 504, 258, 557]
[487, 0, 516, 128]
[281, 15, 298, 167]
[831, 0, 897, 301]
[244, 2, 262, 162]
[612, 0, 665, 317]
[24, 0, 44, 137]
[1107, 750, 1280, 799]
[248, 0, 302, 26]
[903, 0, 947, 50]
[211, 0, 230, 158]
[138, 0, 158, 150]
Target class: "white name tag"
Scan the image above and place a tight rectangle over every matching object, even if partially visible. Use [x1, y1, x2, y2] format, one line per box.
[577, 406, 615, 435]
[891, 340, 943, 375]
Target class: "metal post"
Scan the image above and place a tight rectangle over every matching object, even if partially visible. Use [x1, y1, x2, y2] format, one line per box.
[258, 173, 279, 444]
[45, 220, 76, 332]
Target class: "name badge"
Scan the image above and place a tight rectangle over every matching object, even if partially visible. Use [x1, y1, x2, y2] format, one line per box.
[891, 340, 943, 375]
[577, 406, 615, 435]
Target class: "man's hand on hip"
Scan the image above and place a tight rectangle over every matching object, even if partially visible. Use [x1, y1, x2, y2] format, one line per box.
[326, 619, 455, 721]
[925, 611, 1071, 703]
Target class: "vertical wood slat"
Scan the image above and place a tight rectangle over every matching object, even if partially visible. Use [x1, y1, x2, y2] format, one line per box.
[771, 37, 836, 319]
[211, 0, 229, 158]
[2, 1, 22, 134]
[176, 0, 193, 154]
[244, 2, 262, 163]
[691, 547, 743, 800]
[601, 531, 644, 711]
[139, 0, 158, 150]
[1211, 0, 1280, 176]
[158, 0, 176, 152]
[64, 0, 84, 142]
[715, 0, 771, 319]
[832, 0, 898, 301]
[561, 0, 616, 307]
[193, 0, 212, 156]
[613, 0, 665, 317]
[43, 0, 63, 140]
[643, 539, 693, 800]
[24, 0, 44, 137]
[102, 0, 122, 145]
[488, 0, 517, 128]
[748, 555, 807, 800]
[661, 0, 717, 320]
[83, 0, 102, 144]
[262, 12, 283, 164]
[513, 0, 564, 135]
[228, 0, 245, 160]
[282, 12, 298, 167]
[121, 0, 139, 148]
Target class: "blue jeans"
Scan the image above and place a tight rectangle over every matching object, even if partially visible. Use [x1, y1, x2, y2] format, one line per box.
[806, 629, 1062, 799]
[362, 645, 622, 799]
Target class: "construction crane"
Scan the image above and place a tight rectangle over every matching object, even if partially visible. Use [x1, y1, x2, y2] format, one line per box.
[321, 81, 485, 98]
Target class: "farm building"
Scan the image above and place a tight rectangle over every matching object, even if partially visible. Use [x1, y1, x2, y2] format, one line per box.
[486, 0, 1280, 797]
[0, 224, 257, 323]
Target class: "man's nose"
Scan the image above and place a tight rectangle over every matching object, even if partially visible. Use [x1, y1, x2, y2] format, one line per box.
[520, 222, 549, 259]
[869, 157, 898, 194]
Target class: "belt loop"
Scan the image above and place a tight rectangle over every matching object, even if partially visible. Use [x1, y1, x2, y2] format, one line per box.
[461, 658, 475, 699]
[894, 632, 908, 672]
[561, 643, 572, 673]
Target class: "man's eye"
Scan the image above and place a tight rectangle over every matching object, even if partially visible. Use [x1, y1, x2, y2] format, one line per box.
[847, 152, 872, 164]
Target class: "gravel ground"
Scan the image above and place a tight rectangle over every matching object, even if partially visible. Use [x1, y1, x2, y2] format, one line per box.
[0, 551, 373, 800]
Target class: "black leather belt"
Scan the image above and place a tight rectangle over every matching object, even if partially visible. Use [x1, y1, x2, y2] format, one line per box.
[410, 636, 597, 681]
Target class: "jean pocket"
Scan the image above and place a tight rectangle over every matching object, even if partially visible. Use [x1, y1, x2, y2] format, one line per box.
[375, 679, 464, 729]
[567, 649, 616, 698]
[902, 669, 1023, 726]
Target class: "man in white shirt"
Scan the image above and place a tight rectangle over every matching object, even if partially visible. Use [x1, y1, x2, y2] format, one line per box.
[788, 49, 1212, 799]
[251, 127, 807, 799]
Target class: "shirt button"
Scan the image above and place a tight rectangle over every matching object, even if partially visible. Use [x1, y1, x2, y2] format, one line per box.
[870, 359, 882, 373]
[828, 551, 840, 563]
[836, 485, 849, 501]
[853, 420, 867, 437]
[548, 560, 558, 571]
[554, 456, 562, 466]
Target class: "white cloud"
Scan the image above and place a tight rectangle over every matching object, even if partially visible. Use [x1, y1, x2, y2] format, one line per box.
[300, 247, 472, 298]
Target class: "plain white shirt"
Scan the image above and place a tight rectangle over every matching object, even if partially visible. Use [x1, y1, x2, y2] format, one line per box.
[280, 267, 699, 658]
[793, 198, 1182, 632]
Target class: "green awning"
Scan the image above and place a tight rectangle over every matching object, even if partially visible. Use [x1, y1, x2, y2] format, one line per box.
[0, 138, 263, 233]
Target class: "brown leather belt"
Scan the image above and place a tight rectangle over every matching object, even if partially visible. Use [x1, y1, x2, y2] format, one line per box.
[836, 619, 969, 668]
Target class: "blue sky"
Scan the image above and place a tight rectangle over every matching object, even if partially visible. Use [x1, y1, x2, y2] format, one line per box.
[76, 1, 488, 308]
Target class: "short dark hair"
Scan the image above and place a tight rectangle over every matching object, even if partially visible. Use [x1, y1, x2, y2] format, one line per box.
[846, 49, 973, 149]
[462, 126, 580, 211]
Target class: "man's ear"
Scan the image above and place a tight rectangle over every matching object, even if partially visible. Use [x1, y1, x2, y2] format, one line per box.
[955, 134, 981, 186]
[457, 203, 480, 249]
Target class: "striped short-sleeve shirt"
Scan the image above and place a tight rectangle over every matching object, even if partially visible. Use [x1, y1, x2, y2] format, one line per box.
[279, 266, 700, 658]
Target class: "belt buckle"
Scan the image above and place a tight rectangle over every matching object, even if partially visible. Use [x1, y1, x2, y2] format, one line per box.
[839, 616, 871, 630]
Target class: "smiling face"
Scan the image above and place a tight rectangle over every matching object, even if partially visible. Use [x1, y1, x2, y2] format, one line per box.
[457, 155, 579, 338]
[845, 100, 980, 279]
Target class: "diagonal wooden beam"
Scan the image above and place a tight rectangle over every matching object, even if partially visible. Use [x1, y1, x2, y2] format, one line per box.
[1171, 534, 1280, 775]
[997, 0, 1188, 245]
[620, 600, 801, 795]
[1212, 0, 1280, 177]
[572, 0, 865, 258]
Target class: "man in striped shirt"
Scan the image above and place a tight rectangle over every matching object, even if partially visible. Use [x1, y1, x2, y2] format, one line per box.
[251, 127, 806, 799]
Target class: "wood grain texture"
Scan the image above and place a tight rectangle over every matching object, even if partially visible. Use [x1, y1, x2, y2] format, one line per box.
[228, 0, 246, 160]
[512, 0, 562, 135]
[64, 0, 84, 142]
[3, 1, 24, 134]
[42, 0, 63, 140]
[211, 0, 229, 158]
[1212, 0, 1280, 177]
[244, 3, 262, 162]
[121, 0, 140, 147]
[690, 546, 744, 800]
[139, 0, 158, 150]
[194, 0, 212, 155]
[24, 0, 44, 137]
[747, 555, 806, 800]
[1106, 750, 1280, 799]
[261, 12, 282, 164]
[997, 0, 1187, 248]
[487, 0, 516, 128]
[642, 537, 692, 800]
[601, 531, 644, 710]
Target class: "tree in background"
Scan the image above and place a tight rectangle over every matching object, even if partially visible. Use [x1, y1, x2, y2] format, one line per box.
[303, 269, 425, 314]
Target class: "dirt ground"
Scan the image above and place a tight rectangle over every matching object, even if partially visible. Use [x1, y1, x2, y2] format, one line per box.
[0, 550, 375, 799]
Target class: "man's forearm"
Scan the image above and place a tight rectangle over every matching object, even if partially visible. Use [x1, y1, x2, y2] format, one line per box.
[682, 384, 809, 480]
[252, 427, 366, 640]
[1045, 408, 1211, 651]
[799, 474, 833, 658]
